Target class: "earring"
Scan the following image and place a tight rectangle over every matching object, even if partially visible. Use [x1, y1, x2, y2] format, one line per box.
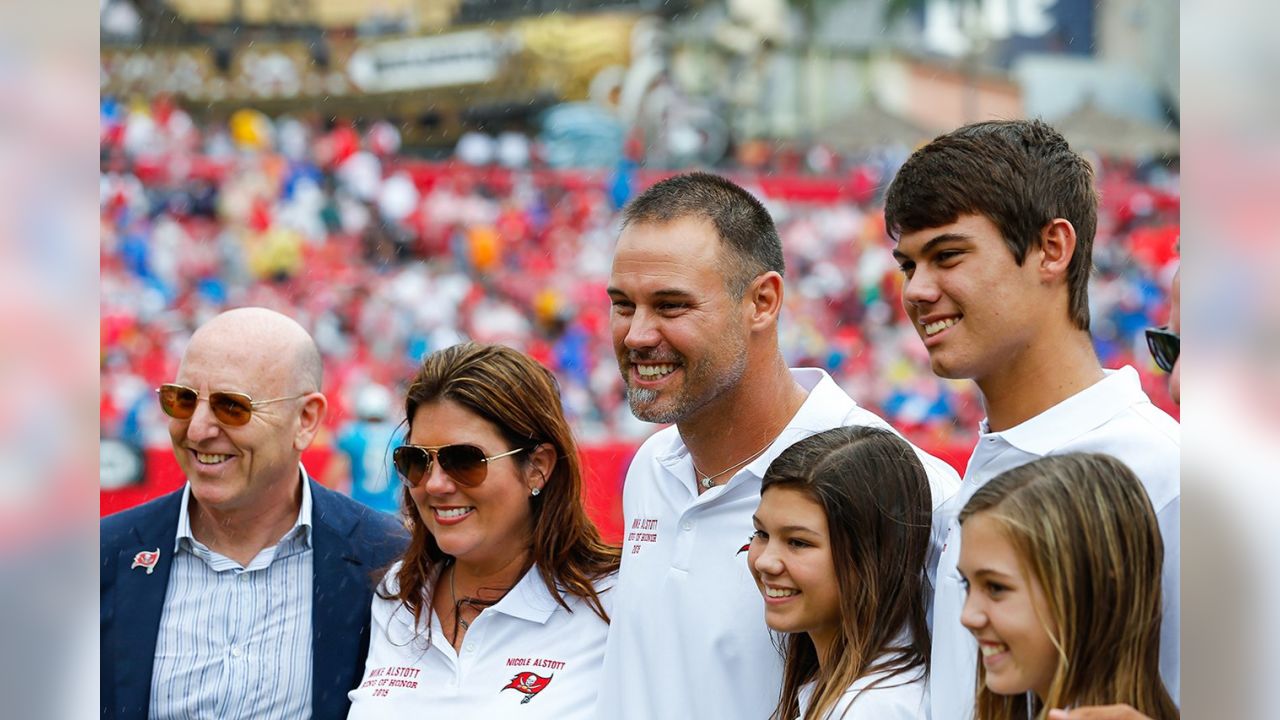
[530, 487, 541, 497]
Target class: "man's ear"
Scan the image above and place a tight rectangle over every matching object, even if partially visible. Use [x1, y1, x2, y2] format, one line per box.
[745, 271, 784, 332]
[294, 393, 328, 451]
[526, 443, 557, 494]
[1038, 218, 1077, 284]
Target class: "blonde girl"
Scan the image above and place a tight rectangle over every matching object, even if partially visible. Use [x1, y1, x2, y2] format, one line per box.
[957, 452, 1177, 720]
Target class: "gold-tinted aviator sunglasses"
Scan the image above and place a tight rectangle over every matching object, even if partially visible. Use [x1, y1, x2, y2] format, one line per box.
[393, 444, 532, 488]
[156, 383, 310, 427]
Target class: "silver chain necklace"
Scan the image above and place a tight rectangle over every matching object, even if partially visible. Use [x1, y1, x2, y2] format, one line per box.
[692, 435, 777, 490]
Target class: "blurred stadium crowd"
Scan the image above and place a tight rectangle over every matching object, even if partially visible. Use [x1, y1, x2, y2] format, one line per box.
[100, 97, 1180, 470]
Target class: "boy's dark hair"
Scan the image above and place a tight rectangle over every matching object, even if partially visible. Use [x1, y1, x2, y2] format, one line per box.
[884, 119, 1098, 330]
[622, 172, 784, 299]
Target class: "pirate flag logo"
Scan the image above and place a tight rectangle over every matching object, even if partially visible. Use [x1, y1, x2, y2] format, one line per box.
[503, 671, 553, 704]
[131, 548, 161, 574]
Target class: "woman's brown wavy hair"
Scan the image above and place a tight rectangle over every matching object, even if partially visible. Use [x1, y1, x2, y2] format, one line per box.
[379, 342, 620, 632]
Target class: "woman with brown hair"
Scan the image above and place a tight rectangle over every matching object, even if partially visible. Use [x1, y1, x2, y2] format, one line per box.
[957, 452, 1177, 720]
[347, 343, 620, 718]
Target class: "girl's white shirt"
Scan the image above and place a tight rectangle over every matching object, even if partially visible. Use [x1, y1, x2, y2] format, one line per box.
[795, 663, 928, 720]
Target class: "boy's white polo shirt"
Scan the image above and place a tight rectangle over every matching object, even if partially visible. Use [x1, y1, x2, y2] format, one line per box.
[347, 562, 614, 719]
[928, 366, 1180, 720]
[596, 368, 960, 720]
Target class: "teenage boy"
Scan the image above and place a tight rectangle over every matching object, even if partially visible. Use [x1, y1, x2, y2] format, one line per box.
[884, 120, 1179, 720]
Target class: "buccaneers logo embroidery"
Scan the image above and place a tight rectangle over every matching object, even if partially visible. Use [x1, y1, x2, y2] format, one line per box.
[503, 671, 553, 704]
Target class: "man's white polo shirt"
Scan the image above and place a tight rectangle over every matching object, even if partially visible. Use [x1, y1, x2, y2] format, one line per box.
[595, 368, 960, 720]
[347, 562, 614, 719]
[928, 366, 1180, 720]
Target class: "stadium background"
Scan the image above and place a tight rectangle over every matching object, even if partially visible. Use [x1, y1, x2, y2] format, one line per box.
[99, 0, 1180, 542]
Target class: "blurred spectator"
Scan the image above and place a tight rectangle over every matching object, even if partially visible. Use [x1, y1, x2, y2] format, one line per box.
[325, 383, 403, 515]
[100, 0, 141, 42]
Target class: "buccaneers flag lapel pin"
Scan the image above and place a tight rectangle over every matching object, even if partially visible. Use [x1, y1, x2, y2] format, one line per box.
[132, 548, 161, 574]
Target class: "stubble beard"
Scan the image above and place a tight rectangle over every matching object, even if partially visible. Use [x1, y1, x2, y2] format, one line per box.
[623, 340, 749, 425]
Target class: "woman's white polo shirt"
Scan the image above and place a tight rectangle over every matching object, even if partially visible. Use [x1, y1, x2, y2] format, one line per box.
[348, 562, 614, 719]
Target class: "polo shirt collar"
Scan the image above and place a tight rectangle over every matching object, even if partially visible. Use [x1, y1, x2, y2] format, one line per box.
[490, 564, 561, 625]
[748, 368, 859, 478]
[174, 463, 314, 552]
[655, 367, 855, 481]
[779, 368, 860, 438]
[387, 564, 563, 644]
[979, 366, 1145, 456]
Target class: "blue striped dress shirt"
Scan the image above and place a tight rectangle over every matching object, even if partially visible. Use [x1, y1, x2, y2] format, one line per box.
[149, 477, 314, 720]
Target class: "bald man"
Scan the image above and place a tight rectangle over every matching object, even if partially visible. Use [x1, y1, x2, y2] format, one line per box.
[101, 308, 408, 720]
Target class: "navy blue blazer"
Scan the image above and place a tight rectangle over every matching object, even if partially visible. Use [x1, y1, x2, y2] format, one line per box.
[100, 478, 408, 720]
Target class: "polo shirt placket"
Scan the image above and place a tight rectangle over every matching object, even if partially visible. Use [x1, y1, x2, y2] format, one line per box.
[348, 563, 613, 719]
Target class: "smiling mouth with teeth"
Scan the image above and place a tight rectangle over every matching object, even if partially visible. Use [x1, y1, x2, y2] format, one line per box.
[979, 642, 1008, 657]
[435, 507, 475, 520]
[194, 452, 232, 465]
[923, 317, 960, 337]
[764, 587, 799, 598]
[635, 363, 678, 378]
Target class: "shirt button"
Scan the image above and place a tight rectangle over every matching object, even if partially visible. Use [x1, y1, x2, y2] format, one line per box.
[464, 643, 476, 653]
[682, 522, 693, 532]
[231, 646, 242, 658]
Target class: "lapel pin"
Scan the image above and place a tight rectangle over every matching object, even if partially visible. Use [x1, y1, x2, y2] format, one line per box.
[131, 548, 161, 574]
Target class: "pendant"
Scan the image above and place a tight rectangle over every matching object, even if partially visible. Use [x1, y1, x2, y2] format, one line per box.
[700, 476, 714, 489]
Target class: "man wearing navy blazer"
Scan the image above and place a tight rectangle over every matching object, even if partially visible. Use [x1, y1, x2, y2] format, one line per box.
[101, 308, 408, 720]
